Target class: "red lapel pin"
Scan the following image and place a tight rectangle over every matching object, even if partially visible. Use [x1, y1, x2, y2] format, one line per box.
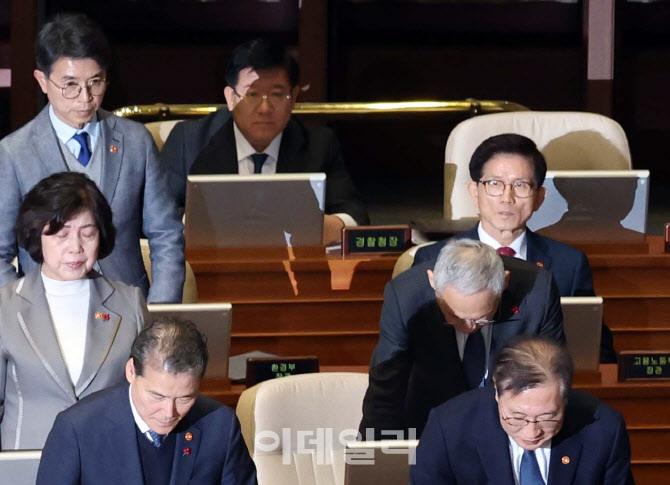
[94, 312, 110, 320]
[182, 448, 191, 456]
[511, 306, 520, 314]
[109, 145, 118, 153]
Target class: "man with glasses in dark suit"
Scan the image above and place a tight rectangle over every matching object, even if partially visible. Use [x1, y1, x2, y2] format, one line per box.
[161, 38, 369, 244]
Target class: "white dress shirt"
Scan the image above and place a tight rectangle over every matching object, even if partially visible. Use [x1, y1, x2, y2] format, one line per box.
[478, 223, 527, 261]
[509, 436, 551, 485]
[49, 105, 100, 159]
[232, 122, 357, 227]
[42, 273, 90, 385]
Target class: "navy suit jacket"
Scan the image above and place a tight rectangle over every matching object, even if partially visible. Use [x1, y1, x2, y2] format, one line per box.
[359, 257, 565, 439]
[412, 386, 634, 485]
[162, 110, 369, 225]
[37, 383, 257, 485]
[413, 226, 617, 363]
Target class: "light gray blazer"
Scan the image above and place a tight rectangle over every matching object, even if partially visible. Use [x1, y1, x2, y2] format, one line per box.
[0, 268, 148, 450]
[0, 106, 185, 303]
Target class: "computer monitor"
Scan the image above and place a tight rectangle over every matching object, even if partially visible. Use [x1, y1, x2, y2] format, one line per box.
[561, 296, 603, 371]
[344, 440, 419, 485]
[185, 173, 326, 248]
[147, 303, 232, 379]
[0, 450, 41, 485]
[527, 170, 649, 243]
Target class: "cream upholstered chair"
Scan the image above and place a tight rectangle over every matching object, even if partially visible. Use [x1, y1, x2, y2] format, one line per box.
[140, 238, 198, 303]
[236, 372, 369, 485]
[444, 111, 633, 220]
[145, 120, 183, 150]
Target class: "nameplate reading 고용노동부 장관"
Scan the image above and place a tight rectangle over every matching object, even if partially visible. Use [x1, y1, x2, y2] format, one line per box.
[618, 351, 670, 381]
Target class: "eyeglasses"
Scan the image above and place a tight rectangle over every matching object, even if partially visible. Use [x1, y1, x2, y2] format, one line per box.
[466, 317, 495, 327]
[234, 90, 292, 108]
[47, 77, 108, 99]
[478, 179, 535, 198]
[500, 412, 562, 430]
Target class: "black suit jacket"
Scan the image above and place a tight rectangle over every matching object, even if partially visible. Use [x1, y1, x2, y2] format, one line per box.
[413, 225, 617, 363]
[36, 383, 257, 485]
[412, 386, 634, 485]
[162, 110, 369, 225]
[359, 257, 565, 439]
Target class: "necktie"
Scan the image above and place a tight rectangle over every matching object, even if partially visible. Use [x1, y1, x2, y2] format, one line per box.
[520, 449, 544, 485]
[146, 430, 165, 448]
[71, 132, 91, 167]
[462, 330, 486, 389]
[250, 153, 268, 174]
[497, 246, 516, 257]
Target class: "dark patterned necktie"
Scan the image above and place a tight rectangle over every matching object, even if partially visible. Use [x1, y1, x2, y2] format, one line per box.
[251, 153, 268, 174]
[462, 330, 486, 389]
[147, 430, 165, 448]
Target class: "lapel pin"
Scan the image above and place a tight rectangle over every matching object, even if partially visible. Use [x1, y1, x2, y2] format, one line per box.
[182, 447, 191, 456]
[536, 261, 544, 268]
[185, 432, 193, 441]
[562, 456, 570, 465]
[94, 312, 110, 321]
[511, 306, 520, 314]
[109, 145, 118, 153]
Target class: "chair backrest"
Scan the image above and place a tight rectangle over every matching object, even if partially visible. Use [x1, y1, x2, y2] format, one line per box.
[444, 111, 633, 220]
[145, 120, 183, 150]
[140, 238, 198, 303]
[236, 372, 369, 485]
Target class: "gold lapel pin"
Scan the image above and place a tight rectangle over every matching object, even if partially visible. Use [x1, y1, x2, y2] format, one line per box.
[109, 145, 118, 153]
[185, 432, 193, 441]
[562, 456, 570, 465]
[536, 261, 544, 268]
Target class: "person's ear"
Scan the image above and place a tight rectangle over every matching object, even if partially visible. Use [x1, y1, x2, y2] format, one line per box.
[290, 85, 300, 107]
[34, 70, 48, 94]
[125, 358, 136, 384]
[468, 181, 480, 209]
[224, 86, 238, 111]
[533, 186, 546, 212]
[427, 269, 436, 290]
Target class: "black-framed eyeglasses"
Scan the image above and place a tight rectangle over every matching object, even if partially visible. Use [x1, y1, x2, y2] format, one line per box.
[478, 179, 535, 198]
[233, 89, 292, 108]
[47, 77, 108, 99]
[500, 411, 562, 430]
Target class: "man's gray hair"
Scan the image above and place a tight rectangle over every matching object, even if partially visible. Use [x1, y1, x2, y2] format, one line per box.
[432, 239, 505, 295]
[130, 317, 209, 378]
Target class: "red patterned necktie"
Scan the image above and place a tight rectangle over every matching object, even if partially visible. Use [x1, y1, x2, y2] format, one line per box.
[497, 246, 516, 257]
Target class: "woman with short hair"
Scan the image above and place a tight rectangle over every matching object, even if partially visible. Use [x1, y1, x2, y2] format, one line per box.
[0, 171, 148, 449]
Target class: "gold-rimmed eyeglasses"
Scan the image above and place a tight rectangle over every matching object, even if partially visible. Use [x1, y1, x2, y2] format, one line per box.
[233, 90, 292, 108]
[478, 179, 536, 198]
[47, 77, 108, 99]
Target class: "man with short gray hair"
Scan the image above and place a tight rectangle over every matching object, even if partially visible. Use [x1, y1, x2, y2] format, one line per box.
[359, 239, 565, 439]
[412, 336, 633, 484]
[37, 317, 257, 485]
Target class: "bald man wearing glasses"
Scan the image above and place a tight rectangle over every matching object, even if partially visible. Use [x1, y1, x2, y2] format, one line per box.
[358, 238, 565, 440]
[162, 38, 368, 244]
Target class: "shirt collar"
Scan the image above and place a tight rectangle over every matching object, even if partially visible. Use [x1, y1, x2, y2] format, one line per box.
[233, 121, 282, 163]
[48, 104, 99, 145]
[477, 223, 527, 260]
[128, 383, 151, 434]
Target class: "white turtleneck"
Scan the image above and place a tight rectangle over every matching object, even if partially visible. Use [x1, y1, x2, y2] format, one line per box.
[41, 273, 90, 385]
